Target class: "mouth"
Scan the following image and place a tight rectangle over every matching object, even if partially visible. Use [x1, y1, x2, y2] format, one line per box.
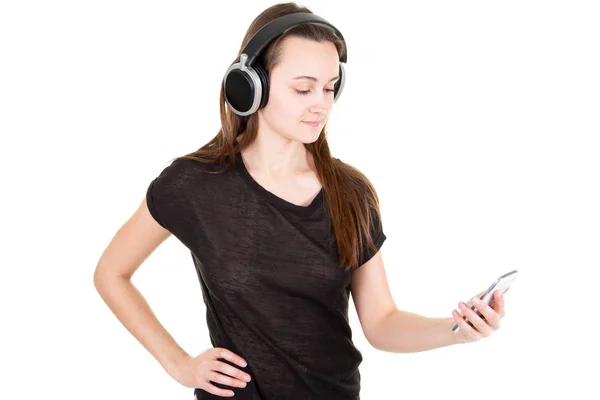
[302, 120, 323, 127]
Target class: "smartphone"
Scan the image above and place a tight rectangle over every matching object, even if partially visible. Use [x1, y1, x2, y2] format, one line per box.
[452, 269, 518, 332]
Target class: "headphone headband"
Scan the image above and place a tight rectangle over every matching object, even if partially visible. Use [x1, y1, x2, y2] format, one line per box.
[242, 12, 347, 66]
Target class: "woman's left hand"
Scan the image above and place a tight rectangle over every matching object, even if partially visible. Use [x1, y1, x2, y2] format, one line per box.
[451, 289, 508, 344]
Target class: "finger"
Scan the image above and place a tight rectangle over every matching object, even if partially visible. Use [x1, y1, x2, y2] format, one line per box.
[491, 290, 506, 318]
[471, 297, 502, 330]
[459, 302, 493, 337]
[198, 379, 235, 397]
[213, 360, 252, 385]
[452, 310, 482, 342]
[207, 369, 248, 389]
[214, 347, 248, 368]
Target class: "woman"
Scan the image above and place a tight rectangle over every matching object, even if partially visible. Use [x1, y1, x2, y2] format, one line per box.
[94, 2, 509, 399]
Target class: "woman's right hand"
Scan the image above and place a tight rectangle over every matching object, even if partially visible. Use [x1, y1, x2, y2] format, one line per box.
[171, 347, 252, 397]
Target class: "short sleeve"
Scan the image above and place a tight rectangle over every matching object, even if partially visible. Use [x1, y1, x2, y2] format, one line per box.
[145, 158, 195, 235]
[357, 204, 387, 267]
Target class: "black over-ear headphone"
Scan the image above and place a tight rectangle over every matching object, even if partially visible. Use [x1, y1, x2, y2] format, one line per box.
[223, 12, 347, 117]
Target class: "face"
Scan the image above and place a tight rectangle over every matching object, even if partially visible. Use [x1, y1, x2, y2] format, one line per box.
[258, 36, 340, 144]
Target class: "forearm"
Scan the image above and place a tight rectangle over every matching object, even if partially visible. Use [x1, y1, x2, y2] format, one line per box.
[369, 309, 459, 353]
[94, 273, 190, 376]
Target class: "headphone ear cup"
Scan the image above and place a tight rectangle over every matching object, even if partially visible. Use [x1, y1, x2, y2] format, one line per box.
[224, 66, 258, 116]
[333, 63, 346, 103]
[253, 63, 270, 110]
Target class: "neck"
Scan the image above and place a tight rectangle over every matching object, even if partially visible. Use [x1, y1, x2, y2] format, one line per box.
[242, 129, 314, 180]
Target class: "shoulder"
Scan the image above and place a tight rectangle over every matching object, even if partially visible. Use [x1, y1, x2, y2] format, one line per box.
[147, 157, 204, 202]
[158, 156, 209, 176]
[148, 154, 236, 199]
[150, 155, 217, 185]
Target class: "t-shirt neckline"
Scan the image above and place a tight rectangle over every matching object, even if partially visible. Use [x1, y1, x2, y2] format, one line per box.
[235, 151, 324, 214]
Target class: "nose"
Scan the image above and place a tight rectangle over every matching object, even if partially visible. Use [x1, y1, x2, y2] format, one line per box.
[308, 108, 327, 122]
[309, 97, 331, 115]
[309, 105, 327, 114]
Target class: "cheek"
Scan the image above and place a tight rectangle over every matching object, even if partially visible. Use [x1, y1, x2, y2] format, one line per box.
[268, 90, 305, 120]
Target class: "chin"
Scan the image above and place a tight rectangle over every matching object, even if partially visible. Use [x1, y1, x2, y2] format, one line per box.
[281, 128, 321, 144]
[298, 126, 324, 143]
[297, 131, 322, 144]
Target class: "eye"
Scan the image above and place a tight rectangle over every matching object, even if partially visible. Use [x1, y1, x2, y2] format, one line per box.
[295, 88, 336, 96]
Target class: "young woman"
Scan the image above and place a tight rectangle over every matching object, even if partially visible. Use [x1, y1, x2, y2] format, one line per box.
[94, 3, 509, 399]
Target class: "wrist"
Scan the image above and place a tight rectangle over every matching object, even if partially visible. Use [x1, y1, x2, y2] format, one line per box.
[164, 351, 192, 378]
[444, 317, 462, 345]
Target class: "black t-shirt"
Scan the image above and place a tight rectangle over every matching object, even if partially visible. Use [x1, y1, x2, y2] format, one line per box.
[145, 152, 386, 399]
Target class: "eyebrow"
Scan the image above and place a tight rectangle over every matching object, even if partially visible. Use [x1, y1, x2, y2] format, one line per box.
[292, 75, 339, 82]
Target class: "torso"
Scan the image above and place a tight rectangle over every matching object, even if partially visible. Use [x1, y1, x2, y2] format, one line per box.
[146, 153, 372, 399]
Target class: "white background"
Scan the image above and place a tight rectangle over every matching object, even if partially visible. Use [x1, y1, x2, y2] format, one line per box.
[1, 0, 598, 399]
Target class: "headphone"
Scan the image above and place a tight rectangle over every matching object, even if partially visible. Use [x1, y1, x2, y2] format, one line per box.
[223, 12, 347, 117]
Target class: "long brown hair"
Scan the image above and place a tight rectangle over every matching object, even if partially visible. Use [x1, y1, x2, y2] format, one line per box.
[171, 2, 383, 271]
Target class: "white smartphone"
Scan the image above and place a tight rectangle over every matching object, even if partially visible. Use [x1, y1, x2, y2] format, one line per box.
[452, 269, 518, 332]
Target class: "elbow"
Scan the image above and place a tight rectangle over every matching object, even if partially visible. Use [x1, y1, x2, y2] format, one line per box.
[93, 264, 128, 292]
[366, 333, 389, 351]
[365, 330, 385, 351]
[364, 309, 396, 351]
[93, 268, 108, 293]
[93, 263, 108, 288]
[367, 337, 382, 351]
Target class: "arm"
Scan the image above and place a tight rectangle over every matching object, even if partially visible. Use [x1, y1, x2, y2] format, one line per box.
[368, 310, 458, 353]
[94, 274, 191, 376]
[351, 251, 459, 353]
[93, 198, 190, 377]
[352, 251, 507, 352]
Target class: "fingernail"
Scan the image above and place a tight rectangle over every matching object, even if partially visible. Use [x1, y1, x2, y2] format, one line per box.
[472, 297, 481, 304]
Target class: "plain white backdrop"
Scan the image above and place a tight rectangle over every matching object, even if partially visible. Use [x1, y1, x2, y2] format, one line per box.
[1, 0, 599, 399]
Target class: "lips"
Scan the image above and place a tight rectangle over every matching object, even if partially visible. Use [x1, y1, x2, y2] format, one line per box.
[302, 120, 323, 127]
